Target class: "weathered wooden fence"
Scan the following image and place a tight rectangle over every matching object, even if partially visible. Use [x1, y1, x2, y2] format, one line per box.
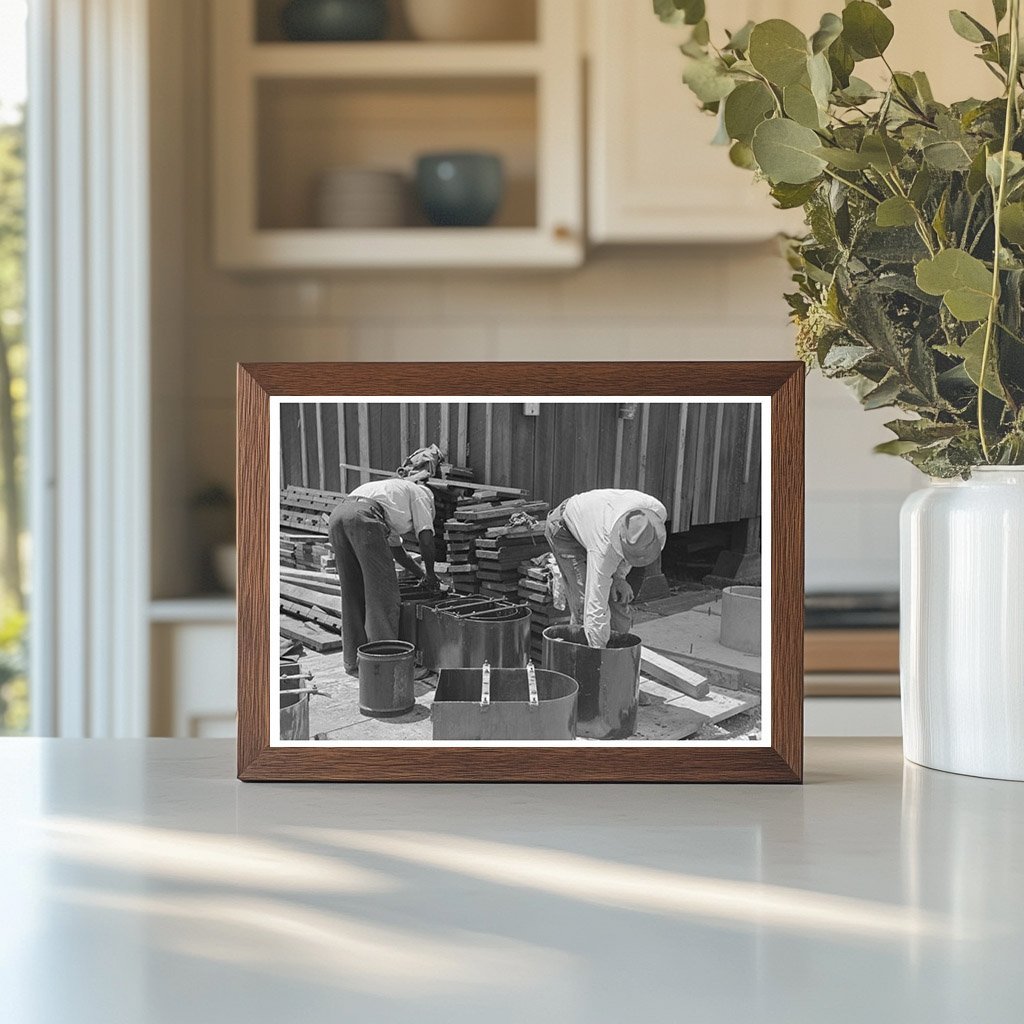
[279, 401, 761, 532]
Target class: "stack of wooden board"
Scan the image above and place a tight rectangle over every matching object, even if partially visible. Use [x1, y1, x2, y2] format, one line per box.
[279, 486, 343, 535]
[444, 499, 550, 596]
[278, 576, 345, 653]
[518, 558, 570, 661]
[476, 520, 551, 600]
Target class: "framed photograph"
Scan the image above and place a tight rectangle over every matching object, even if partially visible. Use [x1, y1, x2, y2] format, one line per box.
[237, 362, 804, 782]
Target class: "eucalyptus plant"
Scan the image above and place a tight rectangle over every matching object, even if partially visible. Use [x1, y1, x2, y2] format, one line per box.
[657, 0, 1024, 475]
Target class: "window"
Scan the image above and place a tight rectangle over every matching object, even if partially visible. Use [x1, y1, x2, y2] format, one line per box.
[0, 0, 27, 734]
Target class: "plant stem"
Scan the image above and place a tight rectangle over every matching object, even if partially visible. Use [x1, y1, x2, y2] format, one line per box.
[979, 0, 1021, 462]
[822, 167, 880, 204]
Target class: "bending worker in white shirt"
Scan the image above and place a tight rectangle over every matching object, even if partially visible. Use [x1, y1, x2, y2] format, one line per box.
[545, 488, 667, 648]
[328, 477, 439, 676]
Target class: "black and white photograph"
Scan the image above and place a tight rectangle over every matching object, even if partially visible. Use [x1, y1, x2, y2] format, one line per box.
[271, 398, 769, 746]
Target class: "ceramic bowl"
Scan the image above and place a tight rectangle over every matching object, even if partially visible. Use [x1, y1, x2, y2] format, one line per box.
[281, 0, 389, 42]
[403, 0, 535, 42]
[415, 152, 504, 228]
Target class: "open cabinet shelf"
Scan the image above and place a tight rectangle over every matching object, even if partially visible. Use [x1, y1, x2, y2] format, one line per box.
[212, 0, 583, 269]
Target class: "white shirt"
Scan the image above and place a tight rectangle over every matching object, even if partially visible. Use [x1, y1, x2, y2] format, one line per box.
[351, 478, 435, 547]
[562, 489, 667, 647]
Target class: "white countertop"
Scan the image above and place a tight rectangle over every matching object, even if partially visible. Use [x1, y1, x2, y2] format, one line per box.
[1, 738, 1020, 1023]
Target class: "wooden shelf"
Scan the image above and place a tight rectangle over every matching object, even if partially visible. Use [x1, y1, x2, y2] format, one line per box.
[218, 227, 580, 270]
[249, 42, 544, 79]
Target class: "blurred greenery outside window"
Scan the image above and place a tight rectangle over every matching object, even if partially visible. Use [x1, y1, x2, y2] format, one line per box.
[0, 0, 28, 734]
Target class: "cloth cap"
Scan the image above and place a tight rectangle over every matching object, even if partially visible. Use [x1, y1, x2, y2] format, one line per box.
[619, 509, 666, 567]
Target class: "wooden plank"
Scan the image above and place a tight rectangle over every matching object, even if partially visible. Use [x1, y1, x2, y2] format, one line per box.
[744, 400, 756, 484]
[400, 404, 409, 460]
[320, 404, 342, 492]
[280, 581, 342, 616]
[671, 404, 687, 532]
[379, 403, 402, 472]
[357, 403, 370, 484]
[691, 404, 709, 525]
[574, 403, 601, 497]
[645, 402, 669, 506]
[708, 404, 725, 523]
[279, 613, 346, 654]
[533, 402, 556, 505]
[418, 403, 427, 448]
[618, 405, 640, 492]
[297, 403, 310, 487]
[280, 402, 304, 490]
[510, 403, 537, 496]
[484, 403, 494, 481]
[314, 404, 326, 489]
[641, 646, 710, 698]
[636, 402, 651, 491]
[456, 403, 468, 466]
[613, 413, 624, 487]
[491, 403, 512, 487]
[595, 403, 618, 490]
[552, 404, 578, 505]
[342, 403, 359, 492]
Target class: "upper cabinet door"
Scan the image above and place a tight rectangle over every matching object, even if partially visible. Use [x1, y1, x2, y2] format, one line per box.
[588, 0, 1000, 245]
[588, 0, 810, 244]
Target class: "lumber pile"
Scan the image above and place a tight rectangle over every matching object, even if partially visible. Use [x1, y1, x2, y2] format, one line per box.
[280, 485, 343, 536]
[518, 557, 570, 661]
[278, 580, 345, 653]
[443, 498, 550, 597]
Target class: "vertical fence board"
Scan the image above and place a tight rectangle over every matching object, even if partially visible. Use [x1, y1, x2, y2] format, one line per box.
[280, 403, 303, 489]
[574, 403, 601, 497]
[596, 403, 619, 489]
[490, 403, 513, 487]
[300, 404, 319, 488]
[533, 403, 556, 503]
[619, 408, 640, 491]
[510, 405, 537, 498]
[320, 404, 342, 492]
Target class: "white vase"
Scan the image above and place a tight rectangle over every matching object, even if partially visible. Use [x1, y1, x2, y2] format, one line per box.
[900, 467, 1024, 780]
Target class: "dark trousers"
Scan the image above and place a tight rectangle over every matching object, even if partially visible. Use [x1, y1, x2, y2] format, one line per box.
[328, 497, 400, 674]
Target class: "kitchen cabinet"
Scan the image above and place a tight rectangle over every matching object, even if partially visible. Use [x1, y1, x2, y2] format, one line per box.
[586, 0, 998, 244]
[211, 0, 583, 269]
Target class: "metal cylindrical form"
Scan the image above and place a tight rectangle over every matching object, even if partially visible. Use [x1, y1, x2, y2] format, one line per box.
[542, 626, 642, 740]
[720, 585, 762, 655]
[279, 689, 310, 741]
[432, 666, 578, 741]
[357, 640, 416, 718]
[418, 598, 531, 671]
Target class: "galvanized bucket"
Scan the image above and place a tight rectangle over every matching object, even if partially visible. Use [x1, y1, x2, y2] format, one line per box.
[280, 687, 311, 741]
[417, 597, 531, 671]
[541, 626, 642, 740]
[357, 640, 416, 718]
[432, 661, 578, 741]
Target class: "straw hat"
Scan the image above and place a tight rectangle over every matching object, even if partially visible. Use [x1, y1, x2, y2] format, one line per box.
[619, 509, 666, 567]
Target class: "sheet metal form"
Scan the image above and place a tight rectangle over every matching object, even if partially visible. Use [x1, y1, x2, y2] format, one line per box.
[357, 640, 417, 718]
[542, 626, 642, 740]
[416, 596, 531, 671]
[398, 581, 451, 649]
[432, 661, 578, 741]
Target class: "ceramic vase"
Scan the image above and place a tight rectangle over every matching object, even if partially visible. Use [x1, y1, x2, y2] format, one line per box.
[900, 467, 1024, 780]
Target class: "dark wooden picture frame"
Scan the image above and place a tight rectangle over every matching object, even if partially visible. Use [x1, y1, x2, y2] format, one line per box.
[237, 362, 804, 782]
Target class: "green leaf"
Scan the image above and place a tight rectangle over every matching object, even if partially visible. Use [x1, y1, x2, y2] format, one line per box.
[810, 12, 843, 54]
[842, 1, 895, 59]
[1000, 203, 1024, 245]
[771, 180, 820, 209]
[724, 20, 755, 53]
[885, 418, 964, 443]
[827, 36, 856, 88]
[993, 0, 1008, 24]
[748, 20, 809, 86]
[915, 249, 994, 322]
[814, 146, 872, 170]
[909, 164, 933, 205]
[876, 197, 918, 228]
[913, 71, 935, 104]
[862, 374, 903, 409]
[948, 10, 994, 44]
[723, 81, 775, 144]
[784, 80, 824, 129]
[729, 140, 757, 169]
[682, 57, 736, 104]
[939, 325, 1006, 398]
[691, 19, 710, 45]
[967, 144, 991, 193]
[875, 439, 922, 455]
[860, 133, 904, 173]
[923, 140, 972, 171]
[653, 0, 705, 26]
[752, 118, 828, 184]
[986, 150, 1024, 191]
[807, 51, 833, 108]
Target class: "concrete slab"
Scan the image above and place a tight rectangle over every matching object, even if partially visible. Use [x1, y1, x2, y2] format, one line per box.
[631, 604, 761, 688]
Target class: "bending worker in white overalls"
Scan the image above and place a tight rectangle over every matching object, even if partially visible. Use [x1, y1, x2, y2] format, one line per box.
[545, 489, 667, 648]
